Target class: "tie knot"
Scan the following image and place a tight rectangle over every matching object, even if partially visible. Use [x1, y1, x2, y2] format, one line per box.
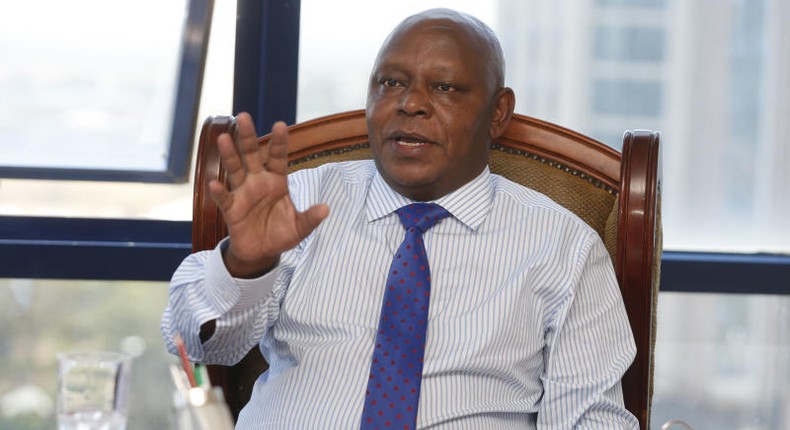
[396, 203, 450, 232]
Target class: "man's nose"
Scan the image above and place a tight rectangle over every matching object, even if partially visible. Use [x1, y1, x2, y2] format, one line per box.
[397, 86, 431, 117]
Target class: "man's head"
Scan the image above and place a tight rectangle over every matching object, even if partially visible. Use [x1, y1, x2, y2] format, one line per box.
[366, 8, 515, 201]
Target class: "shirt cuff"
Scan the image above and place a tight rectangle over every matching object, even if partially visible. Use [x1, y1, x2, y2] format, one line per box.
[203, 238, 279, 314]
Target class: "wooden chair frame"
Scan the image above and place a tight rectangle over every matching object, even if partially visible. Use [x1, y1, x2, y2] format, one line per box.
[191, 109, 661, 429]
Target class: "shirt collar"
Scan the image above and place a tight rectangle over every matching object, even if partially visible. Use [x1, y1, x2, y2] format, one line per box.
[365, 166, 494, 231]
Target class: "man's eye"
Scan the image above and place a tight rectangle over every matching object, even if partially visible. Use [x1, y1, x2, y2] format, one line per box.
[380, 78, 401, 87]
[436, 83, 456, 92]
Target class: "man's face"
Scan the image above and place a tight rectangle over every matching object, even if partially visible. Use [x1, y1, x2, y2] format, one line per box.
[366, 20, 502, 201]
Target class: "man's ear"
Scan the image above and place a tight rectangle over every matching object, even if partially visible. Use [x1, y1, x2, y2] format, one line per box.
[489, 87, 516, 140]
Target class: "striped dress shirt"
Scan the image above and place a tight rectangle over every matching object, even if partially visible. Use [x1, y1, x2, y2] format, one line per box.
[161, 160, 638, 429]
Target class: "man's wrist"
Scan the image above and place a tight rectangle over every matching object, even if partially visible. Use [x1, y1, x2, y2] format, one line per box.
[222, 244, 280, 279]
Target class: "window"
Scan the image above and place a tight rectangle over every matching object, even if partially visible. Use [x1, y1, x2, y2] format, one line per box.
[652, 293, 790, 429]
[591, 79, 664, 116]
[594, 26, 665, 62]
[0, 0, 234, 220]
[0, 280, 172, 430]
[297, 0, 790, 255]
[295, 0, 790, 428]
[0, 1, 236, 428]
[596, 0, 665, 6]
[0, 0, 206, 183]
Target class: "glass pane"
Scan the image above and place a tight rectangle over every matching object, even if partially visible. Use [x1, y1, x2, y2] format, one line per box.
[652, 293, 790, 429]
[591, 79, 663, 116]
[0, 0, 236, 220]
[596, 0, 666, 7]
[0, 0, 185, 172]
[594, 26, 665, 62]
[297, 0, 790, 254]
[0, 279, 175, 430]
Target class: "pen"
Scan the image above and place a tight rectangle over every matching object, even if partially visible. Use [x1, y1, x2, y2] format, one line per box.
[173, 333, 198, 388]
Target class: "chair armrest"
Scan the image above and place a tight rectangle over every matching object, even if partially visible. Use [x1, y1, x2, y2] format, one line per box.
[617, 129, 661, 429]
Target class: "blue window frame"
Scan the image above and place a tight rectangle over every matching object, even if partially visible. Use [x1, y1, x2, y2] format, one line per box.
[0, 217, 191, 281]
[0, 0, 788, 297]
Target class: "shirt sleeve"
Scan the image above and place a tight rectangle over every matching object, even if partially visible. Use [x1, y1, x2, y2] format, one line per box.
[538, 233, 640, 429]
[160, 238, 284, 366]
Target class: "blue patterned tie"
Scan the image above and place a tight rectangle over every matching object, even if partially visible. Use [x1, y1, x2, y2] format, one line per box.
[360, 203, 450, 430]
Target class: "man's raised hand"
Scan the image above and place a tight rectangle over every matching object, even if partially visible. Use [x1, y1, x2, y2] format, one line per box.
[208, 113, 329, 278]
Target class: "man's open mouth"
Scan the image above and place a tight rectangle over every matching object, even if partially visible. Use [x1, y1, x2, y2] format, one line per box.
[389, 133, 435, 147]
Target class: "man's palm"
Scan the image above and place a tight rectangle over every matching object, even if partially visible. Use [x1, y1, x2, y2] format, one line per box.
[208, 114, 328, 277]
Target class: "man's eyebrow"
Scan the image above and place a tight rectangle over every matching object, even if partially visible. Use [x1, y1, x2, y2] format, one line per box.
[426, 65, 456, 77]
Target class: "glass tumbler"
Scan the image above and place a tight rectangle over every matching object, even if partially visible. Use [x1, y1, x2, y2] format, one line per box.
[56, 351, 132, 430]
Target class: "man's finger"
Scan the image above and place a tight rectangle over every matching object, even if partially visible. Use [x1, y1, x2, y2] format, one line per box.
[267, 121, 290, 176]
[208, 179, 234, 214]
[236, 112, 265, 174]
[296, 204, 330, 239]
[217, 132, 246, 190]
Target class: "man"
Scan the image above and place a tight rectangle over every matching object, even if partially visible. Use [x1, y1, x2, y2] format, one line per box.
[162, 8, 638, 429]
